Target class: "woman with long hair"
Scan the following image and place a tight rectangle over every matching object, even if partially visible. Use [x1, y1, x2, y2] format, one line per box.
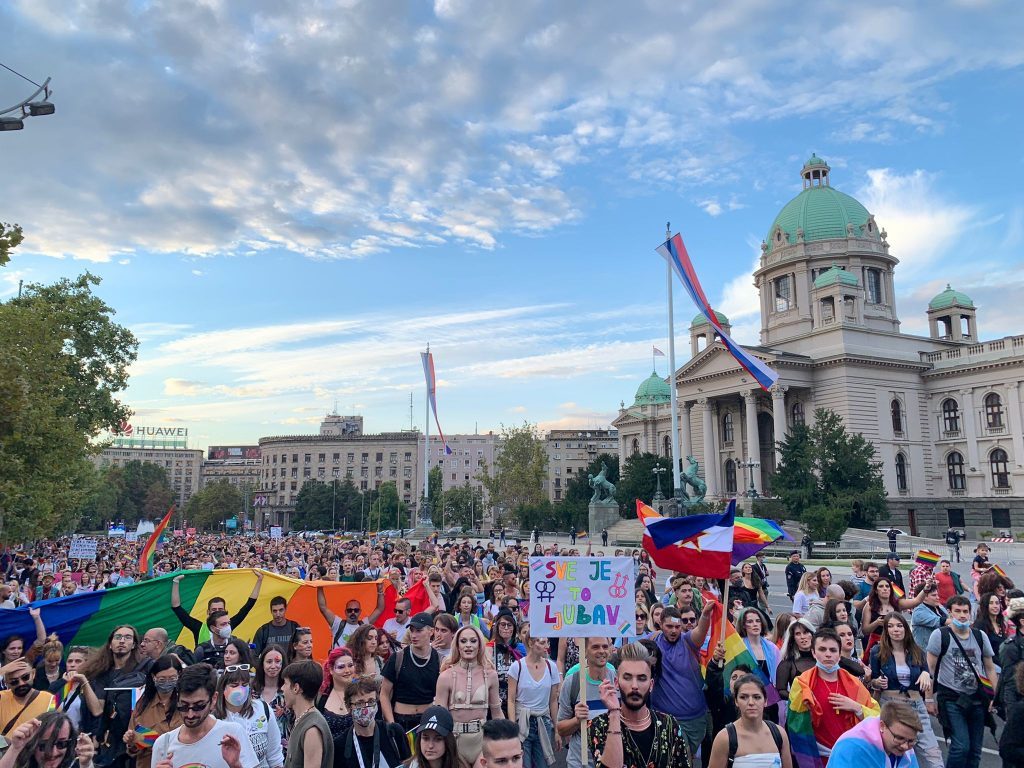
[348, 624, 383, 682]
[774, 618, 815, 703]
[434, 626, 502, 765]
[0, 711, 95, 768]
[487, 609, 524, 717]
[506, 629, 561, 768]
[222, 638, 254, 669]
[32, 636, 64, 692]
[975, 591, 1008, 656]
[770, 613, 794, 649]
[253, 645, 287, 753]
[316, 647, 355, 737]
[213, 665, 284, 768]
[734, 607, 781, 723]
[287, 626, 314, 664]
[647, 604, 664, 635]
[407, 705, 469, 768]
[868, 613, 941, 768]
[741, 563, 771, 617]
[633, 574, 657, 609]
[790, 572, 818, 617]
[815, 567, 833, 597]
[125, 655, 184, 768]
[634, 605, 652, 639]
[861, 576, 928, 661]
[707, 675, 792, 768]
[453, 591, 488, 639]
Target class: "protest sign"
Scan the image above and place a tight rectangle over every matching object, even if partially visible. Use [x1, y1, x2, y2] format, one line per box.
[125, 532, 139, 543]
[270, 526, 283, 539]
[528, 556, 635, 638]
[68, 538, 98, 560]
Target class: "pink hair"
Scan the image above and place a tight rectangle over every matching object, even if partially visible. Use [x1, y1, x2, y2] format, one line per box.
[320, 646, 353, 695]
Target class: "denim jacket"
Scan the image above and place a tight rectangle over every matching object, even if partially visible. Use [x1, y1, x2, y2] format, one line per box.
[868, 645, 926, 692]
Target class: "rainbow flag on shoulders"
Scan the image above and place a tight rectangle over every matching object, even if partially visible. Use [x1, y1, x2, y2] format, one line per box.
[788, 667, 880, 768]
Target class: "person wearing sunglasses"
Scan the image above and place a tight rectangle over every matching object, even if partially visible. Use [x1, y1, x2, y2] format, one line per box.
[0, 711, 96, 768]
[213, 665, 283, 768]
[152, 663, 258, 768]
[0, 659, 57, 741]
[316, 583, 385, 650]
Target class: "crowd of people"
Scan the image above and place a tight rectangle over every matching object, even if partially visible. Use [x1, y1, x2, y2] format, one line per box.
[0, 531, 1021, 768]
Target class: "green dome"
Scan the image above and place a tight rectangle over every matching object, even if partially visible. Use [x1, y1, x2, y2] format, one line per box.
[634, 372, 671, 406]
[766, 158, 872, 253]
[813, 263, 860, 289]
[691, 310, 730, 327]
[929, 284, 974, 310]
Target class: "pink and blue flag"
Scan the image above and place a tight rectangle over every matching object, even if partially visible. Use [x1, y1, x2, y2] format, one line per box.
[421, 351, 453, 455]
[656, 233, 779, 391]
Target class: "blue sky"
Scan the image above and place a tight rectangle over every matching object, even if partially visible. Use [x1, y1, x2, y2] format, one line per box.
[2, 1, 1022, 451]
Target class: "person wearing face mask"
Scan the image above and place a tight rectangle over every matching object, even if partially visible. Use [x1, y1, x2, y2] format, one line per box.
[125, 656, 185, 768]
[213, 666, 283, 768]
[786, 628, 879, 765]
[0, 660, 56, 743]
[335, 679, 410, 768]
[194, 611, 239, 669]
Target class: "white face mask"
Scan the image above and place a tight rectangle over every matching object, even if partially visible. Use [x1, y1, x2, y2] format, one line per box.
[218, 625, 232, 639]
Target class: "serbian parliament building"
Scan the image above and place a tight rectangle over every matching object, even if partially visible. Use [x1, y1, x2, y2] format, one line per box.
[613, 155, 1023, 538]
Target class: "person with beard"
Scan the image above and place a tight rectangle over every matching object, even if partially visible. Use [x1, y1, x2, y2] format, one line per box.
[77, 624, 146, 768]
[590, 642, 690, 768]
[0, 660, 56, 741]
[335, 678, 409, 768]
[152, 664, 257, 768]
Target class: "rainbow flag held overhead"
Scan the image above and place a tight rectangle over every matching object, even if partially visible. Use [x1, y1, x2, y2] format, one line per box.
[915, 550, 941, 568]
[637, 499, 735, 578]
[0, 569, 400, 663]
[733, 517, 792, 564]
[134, 726, 160, 749]
[138, 506, 174, 576]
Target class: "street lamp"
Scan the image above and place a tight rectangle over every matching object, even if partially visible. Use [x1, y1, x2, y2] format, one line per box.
[331, 480, 337, 531]
[0, 69, 55, 132]
[740, 457, 760, 498]
[652, 465, 667, 502]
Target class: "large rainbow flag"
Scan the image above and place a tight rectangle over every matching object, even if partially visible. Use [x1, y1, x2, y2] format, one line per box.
[787, 667, 880, 768]
[697, 600, 759, 679]
[733, 517, 791, 564]
[0, 569, 399, 661]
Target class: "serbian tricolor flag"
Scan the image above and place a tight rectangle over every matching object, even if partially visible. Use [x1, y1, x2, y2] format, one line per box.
[657, 233, 779, 391]
[636, 499, 735, 578]
[421, 351, 452, 455]
[138, 505, 174, 576]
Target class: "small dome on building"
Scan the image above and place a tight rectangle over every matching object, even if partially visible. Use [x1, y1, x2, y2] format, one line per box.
[928, 284, 974, 311]
[813, 263, 860, 289]
[633, 372, 671, 406]
[691, 310, 730, 328]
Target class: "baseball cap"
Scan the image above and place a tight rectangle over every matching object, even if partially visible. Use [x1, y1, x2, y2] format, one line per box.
[416, 705, 453, 736]
[408, 612, 434, 630]
[887, 554, 900, 561]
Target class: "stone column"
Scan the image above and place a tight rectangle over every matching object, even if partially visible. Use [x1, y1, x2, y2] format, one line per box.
[1006, 381, 1024, 468]
[680, 402, 692, 463]
[700, 398, 719, 496]
[744, 391, 763, 495]
[771, 385, 789, 468]
[961, 389, 980, 471]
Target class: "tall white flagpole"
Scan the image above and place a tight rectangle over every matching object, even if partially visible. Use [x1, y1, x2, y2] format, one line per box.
[423, 344, 431, 510]
[665, 223, 683, 501]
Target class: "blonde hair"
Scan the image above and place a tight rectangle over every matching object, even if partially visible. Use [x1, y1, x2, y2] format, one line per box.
[613, 641, 654, 672]
[798, 572, 818, 595]
[440, 625, 492, 671]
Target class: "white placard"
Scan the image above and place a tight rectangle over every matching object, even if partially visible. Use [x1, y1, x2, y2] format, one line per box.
[125, 532, 138, 543]
[528, 556, 635, 638]
[68, 538, 99, 560]
[270, 526, 282, 539]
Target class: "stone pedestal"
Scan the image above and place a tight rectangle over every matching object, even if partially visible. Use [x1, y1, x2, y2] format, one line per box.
[588, 501, 620, 542]
[411, 501, 436, 539]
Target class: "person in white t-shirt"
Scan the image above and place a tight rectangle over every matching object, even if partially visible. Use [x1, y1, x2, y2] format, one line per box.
[316, 584, 385, 648]
[382, 598, 412, 645]
[153, 664, 259, 768]
[507, 631, 562, 768]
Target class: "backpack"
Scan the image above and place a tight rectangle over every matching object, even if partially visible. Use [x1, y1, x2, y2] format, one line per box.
[725, 721, 783, 767]
[932, 626, 989, 696]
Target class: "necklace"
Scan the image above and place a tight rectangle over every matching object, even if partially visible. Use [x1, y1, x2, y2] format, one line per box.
[623, 712, 657, 768]
[409, 648, 431, 668]
[822, 676, 842, 715]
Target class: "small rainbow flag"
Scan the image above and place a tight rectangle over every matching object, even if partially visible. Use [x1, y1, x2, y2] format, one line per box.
[405, 727, 417, 755]
[994, 564, 1008, 579]
[53, 680, 76, 709]
[733, 517, 792, 564]
[891, 583, 905, 599]
[980, 675, 995, 696]
[915, 550, 941, 567]
[134, 726, 160, 749]
[138, 506, 174, 576]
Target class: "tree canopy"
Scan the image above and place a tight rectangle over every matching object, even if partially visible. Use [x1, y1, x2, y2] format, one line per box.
[771, 408, 887, 540]
[616, 452, 674, 515]
[479, 422, 547, 523]
[292, 478, 366, 532]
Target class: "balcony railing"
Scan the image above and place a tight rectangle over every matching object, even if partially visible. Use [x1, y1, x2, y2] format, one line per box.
[993, 486, 1012, 496]
[949, 488, 967, 497]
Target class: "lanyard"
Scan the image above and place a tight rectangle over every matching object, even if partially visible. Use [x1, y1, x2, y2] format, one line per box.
[353, 728, 382, 768]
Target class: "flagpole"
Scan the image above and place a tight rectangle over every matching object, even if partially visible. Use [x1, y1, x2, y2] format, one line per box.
[423, 344, 431, 516]
[665, 222, 683, 502]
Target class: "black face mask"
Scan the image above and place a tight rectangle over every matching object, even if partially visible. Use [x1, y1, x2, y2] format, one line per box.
[12, 684, 32, 698]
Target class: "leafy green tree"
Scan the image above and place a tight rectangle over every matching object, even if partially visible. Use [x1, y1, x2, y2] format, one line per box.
[771, 408, 887, 539]
[480, 422, 547, 524]
[293, 478, 366, 532]
[561, 453, 619, 533]
[616, 452, 673, 515]
[190, 481, 244, 532]
[0, 223, 22, 268]
[436, 484, 485, 530]
[120, 461, 173, 523]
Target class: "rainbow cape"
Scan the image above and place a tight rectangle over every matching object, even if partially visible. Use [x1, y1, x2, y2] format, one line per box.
[733, 517, 791, 563]
[787, 667, 880, 768]
[134, 725, 160, 748]
[138, 506, 174, 576]
[0, 569, 399, 662]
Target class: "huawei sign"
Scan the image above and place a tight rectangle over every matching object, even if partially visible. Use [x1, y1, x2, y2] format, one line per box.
[115, 421, 133, 436]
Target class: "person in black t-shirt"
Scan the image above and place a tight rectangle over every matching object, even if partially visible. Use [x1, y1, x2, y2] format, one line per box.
[336, 679, 410, 768]
[252, 596, 300, 656]
[379, 612, 440, 733]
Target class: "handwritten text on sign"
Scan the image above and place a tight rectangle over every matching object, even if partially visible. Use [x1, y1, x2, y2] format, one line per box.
[528, 556, 634, 638]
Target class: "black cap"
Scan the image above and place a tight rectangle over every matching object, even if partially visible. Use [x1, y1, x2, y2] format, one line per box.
[409, 612, 434, 630]
[416, 705, 453, 736]
[888, 554, 900, 561]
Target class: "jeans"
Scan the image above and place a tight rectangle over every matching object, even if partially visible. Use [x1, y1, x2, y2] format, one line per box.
[939, 692, 985, 768]
[522, 715, 552, 768]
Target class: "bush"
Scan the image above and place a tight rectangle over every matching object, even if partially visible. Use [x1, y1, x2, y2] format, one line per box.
[801, 505, 850, 541]
[979, 530, 993, 540]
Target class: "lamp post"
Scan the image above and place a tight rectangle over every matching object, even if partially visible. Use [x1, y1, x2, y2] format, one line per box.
[331, 480, 337, 531]
[740, 457, 760, 499]
[652, 465, 667, 503]
[0, 70, 55, 132]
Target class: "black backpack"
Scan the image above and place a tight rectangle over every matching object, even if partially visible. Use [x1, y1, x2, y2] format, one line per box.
[725, 721, 783, 766]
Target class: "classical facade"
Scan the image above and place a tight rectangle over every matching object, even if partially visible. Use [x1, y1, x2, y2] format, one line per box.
[544, 429, 619, 502]
[613, 155, 1023, 537]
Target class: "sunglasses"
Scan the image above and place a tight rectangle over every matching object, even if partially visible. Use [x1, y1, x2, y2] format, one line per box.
[176, 700, 212, 713]
[7, 674, 32, 685]
[36, 738, 74, 751]
[680, 617, 698, 625]
[345, 607, 361, 613]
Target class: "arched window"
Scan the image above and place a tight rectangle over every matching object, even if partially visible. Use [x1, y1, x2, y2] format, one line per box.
[985, 393, 1004, 430]
[791, 402, 805, 426]
[891, 399, 904, 435]
[663, 435, 671, 458]
[947, 451, 966, 490]
[631, 438, 640, 456]
[895, 453, 908, 492]
[991, 448, 1010, 488]
[722, 413, 734, 445]
[724, 459, 737, 494]
[942, 399, 960, 433]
